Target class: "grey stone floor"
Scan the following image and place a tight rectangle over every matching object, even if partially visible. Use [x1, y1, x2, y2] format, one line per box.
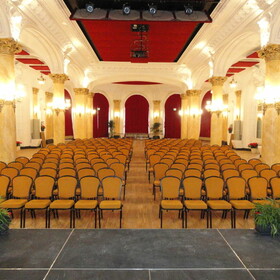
[0, 229, 279, 280]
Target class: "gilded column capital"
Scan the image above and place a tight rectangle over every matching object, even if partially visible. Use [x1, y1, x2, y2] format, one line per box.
[181, 93, 188, 100]
[49, 74, 69, 84]
[74, 88, 89, 95]
[209, 76, 227, 86]
[235, 90, 242, 98]
[88, 92, 95, 98]
[45, 92, 53, 97]
[258, 44, 280, 61]
[113, 100, 121, 105]
[0, 38, 22, 55]
[186, 90, 201, 96]
[153, 100, 161, 106]
[32, 87, 39, 95]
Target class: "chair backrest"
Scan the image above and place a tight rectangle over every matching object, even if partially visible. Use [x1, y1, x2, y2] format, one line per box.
[260, 169, 277, 185]
[160, 158, 174, 167]
[60, 158, 74, 164]
[226, 176, 246, 199]
[106, 158, 119, 166]
[77, 168, 95, 180]
[12, 175, 33, 198]
[165, 168, 183, 180]
[271, 163, 280, 174]
[182, 176, 203, 199]
[76, 162, 91, 171]
[39, 168, 57, 179]
[44, 157, 59, 164]
[58, 168, 76, 178]
[33, 153, 46, 159]
[153, 162, 169, 181]
[110, 162, 125, 179]
[101, 176, 122, 199]
[270, 177, 280, 199]
[160, 176, 181, 199]
[1, 167, 19, 183]
[98, 167, 115, 181]
[234, 159, 247, 167]
[7, 161, 24, 171]
[204, 169, 221, 179]
[240, 169, 258, 183]
[254, 163, 270, 175]
[15, 157, 29, 166]
[20, 167, 38, 180]
[149, 154, 161, 167]
[25, 162, 41, 171]
[204, 176, 224, 199]
[34, 176, 55, 198]
[248, 176, 268, 200]
[248, 158, 262, 167]
[42, 162, 58, 169]
[115, 154, 127, 165]
[170, 163, 186, 172]
[93, 162, 108, 173]
[80, 176, 100, 199]
[30, 157, 44, 165]
[57, 176, 77, 199]
[238, 163, 254, 172]
[220, 163, 236, 171]
[0, 175, 10, 198]
[204, 163, 220, 171]
[0, 161, 7, 172]
[184, 168, 201, 178]
[75, 158, 89, 165]
[222, 169, 240, 181]
[188, 163, 203, 171]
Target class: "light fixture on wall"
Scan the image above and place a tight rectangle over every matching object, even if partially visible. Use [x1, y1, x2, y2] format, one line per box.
[184, 4, 193, 15]
[86, 2, 94, 13]
[123, 3, 131, 15]
[229, 77, 237, 88]
[37, 74, 46, 85]
[114, 111, 120, 118]
[47, 98, 71, 115]
[189, 108, 203, 118]
[205, 100, 228, 117]
[148, 3, 157, 15]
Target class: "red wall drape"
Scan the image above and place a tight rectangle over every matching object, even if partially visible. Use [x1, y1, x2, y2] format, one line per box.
[125, 95, 149, 133]
[200, 91, 212, 138]
[164, 94, 181, 138]
[93, 93, 109, 138]
[64, 90, 73, 137]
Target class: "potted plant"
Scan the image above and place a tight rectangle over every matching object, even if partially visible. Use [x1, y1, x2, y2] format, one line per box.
[0, 208, 11, 235]
[108, 120, 115, 138]
[248, 142, 258, 154]
[253, 199, 280, 237]
[151, 122, 161, 139]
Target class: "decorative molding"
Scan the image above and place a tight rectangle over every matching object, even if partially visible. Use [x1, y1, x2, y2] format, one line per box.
[258, 44, 280, 61]
[235, 90, 242, 97]
[223, 94, 229, 104]
[32, 87, 39, 95]
[186, 90, 201, 96]
[49, 73, 69, 84]
[209, 76, 227, 86]
[74, 88, 89, 95]
[113, 100, 121, 105]
[153, 100, 161, 105]
[45, 92, 53, 97]
[181, 93, 188, 100]
[0, 38, 22, 55]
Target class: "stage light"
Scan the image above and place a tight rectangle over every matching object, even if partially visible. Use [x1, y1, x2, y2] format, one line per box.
[85, 2, 94, 13]
[148, 4, 157, 15]
[123, 4, 131, 15]
[184, 4, 193, 15]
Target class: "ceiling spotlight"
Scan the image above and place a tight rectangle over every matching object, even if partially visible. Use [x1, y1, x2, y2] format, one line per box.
[184, 4, 193, 15]
[85, 2, 94, 13]
[148, 4, 157, 15]
[123, 4, 131, 15]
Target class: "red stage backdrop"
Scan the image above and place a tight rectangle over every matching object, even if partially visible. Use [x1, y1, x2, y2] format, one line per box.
[125, 95, 149, 133]
[64, 90, 73, 137]
[200, 91, 212, 138]
[164, 94, 181, 138]
[93, 93, 109, 138]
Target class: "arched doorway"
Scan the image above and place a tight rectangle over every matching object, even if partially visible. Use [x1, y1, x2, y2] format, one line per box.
[200, 91, 212, 138]
[165, 94, 181, 138]
[125, 95, 149, 134]
[93, 93, 109, 138]
[64, 90, 73, 138]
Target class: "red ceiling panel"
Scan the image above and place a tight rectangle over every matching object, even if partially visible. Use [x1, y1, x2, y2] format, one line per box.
[113, 81, 162, 85]
[232, 61, 259, 67]
[17, 50, 29, 55]
[81, 20, 200, 62]
[247, 52, 259, 58]
[30, 66, 50, 71]
[16, 58, 45, 64]
[227, 68, 245, 73]
[226, 74, 233, 77]
[41, 71, 51, 75]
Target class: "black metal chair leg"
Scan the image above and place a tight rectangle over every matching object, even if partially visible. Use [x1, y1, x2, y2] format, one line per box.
[73, 209, 76, 228]
[23, 208, 26, 228]
[120, 209, 122, 228]
[99, 209, 101, 228]
[45, 209, 48, 228]
[160, 209, 163, 228]
[185, 210, 187, 228]
[206, 210, 209, 228]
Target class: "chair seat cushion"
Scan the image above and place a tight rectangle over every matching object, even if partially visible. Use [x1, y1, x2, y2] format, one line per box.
[252, 199, 272, 205]
[207, 200, 232, 210]
[161, 200, 183, 210]
[49, 200, 74, 209]
[0, 198, 6, 204]
[75, 200, 98, 209]
[25, 199, 51, 209]
[99, 200, 122, 209]
[230, 200, 254, 210]
[184, 200, 207, 210]
[0, 199, 27, 208]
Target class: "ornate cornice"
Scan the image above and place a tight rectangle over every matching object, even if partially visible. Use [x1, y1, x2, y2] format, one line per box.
[74, 88, 89, 95]
[113, 100, 121, 105]
[49, 74, 69, 84]
[45, 92, 53, 97]
[258, 44, 280, 61]
[181, 93, 188, 100]
[0, 38, 22, 55]
[209, 76, 227, 86]
[186, 90, 201, 96]
[32, 87, 39, 95]
[153, 100, 161, 105]
[88, 92, 95, 98]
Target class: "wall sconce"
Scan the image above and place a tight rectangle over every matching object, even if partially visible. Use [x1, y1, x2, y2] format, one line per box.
[114, 111, 120, 118]
[86, 108, 95, 115]
[153, 111, 159, 118]
[33, 105, 39, 117]
[205, 100, 228, 117]
[48, 98, 71, 115]
[92, 109, 97, 115]
[75, 106, 85, 117]
[46, 108, 52, 115]
[173, 108, 177, 111]
[178, 110, 183, 116]
[189, 108, 202, 118]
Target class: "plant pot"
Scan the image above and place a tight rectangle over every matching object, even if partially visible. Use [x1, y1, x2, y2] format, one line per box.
[255, 224, 271, 236]
[251, 148, 258, 154]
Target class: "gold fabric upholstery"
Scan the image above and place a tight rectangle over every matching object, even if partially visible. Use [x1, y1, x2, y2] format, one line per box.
[161, 200, 183, 209]
[49, 200, 74, 209]
[0, 199, 28, 208]
[184, 200, 207, 210]
[25, 199, 51, 209]
[75, 200, 98, 209]
[99, 200, 122, 209]
[207, 200, 232, 210]
[230, 200, 254, 209]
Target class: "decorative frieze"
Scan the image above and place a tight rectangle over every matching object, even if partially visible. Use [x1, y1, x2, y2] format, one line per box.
[49, 74, 69, 84]
[258, 44, 280, 61]
[209, 76, 227, 86]
[74, 88, 89, 95]
[186, 90, 201, 96]
[0, 38, 22, 55]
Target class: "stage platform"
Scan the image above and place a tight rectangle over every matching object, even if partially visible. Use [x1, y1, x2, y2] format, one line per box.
[0, 229, 279, 280]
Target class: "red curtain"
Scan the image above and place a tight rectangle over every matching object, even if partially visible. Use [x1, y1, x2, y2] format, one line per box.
[125, 95, 149, 133]
[164, 94, 181, 138]
[64, 90, 73, 137]
[93, 93, 109, 138]
[200, 91, 212, 138]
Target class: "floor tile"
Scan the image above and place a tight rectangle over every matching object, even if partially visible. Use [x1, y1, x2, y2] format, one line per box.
[46, 270, 149, 280]
[150, 269, 253, 280]
[250, 270, 280, 280]
[54, 229, 243, 269]
[0, 229, 72, 268]
[220, 229, 280, 268]
[0, 270, 48, 280]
